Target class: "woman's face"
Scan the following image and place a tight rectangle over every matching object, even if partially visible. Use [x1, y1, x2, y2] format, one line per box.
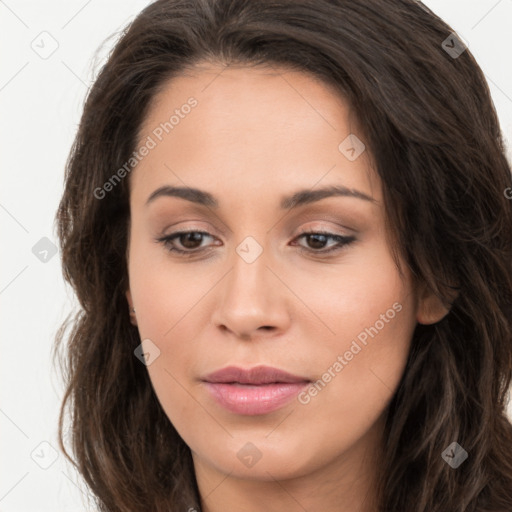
[125, 63, 447, 486]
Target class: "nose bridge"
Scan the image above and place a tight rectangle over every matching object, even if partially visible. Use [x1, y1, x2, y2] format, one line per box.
[212, 232, 288, 336]
[228, 234, 271, 305]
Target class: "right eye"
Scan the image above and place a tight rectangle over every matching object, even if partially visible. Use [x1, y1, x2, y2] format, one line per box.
[156, 230, 217, 255]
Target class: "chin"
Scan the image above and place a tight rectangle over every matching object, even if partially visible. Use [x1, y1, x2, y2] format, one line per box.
[190, 433, 325, 482]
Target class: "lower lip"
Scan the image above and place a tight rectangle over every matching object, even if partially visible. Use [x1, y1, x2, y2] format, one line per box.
[203, 382, 309, 415]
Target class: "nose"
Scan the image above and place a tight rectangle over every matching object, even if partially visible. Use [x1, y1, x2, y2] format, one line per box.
[211, 240, 291, 341]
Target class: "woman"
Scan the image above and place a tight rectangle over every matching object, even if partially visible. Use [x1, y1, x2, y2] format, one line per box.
[53, 0, 512, 510]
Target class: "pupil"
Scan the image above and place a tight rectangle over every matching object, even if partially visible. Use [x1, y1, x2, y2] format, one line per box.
[182, 232, 202, 248]
[308, 234, 327, 249]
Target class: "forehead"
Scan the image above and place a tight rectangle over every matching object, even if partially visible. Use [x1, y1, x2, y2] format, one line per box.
[143, 61, 351, 124]
[130, 62, 379, 207]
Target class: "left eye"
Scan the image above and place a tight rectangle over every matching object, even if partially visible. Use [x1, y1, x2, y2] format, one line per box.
[156, 230, 356, 256]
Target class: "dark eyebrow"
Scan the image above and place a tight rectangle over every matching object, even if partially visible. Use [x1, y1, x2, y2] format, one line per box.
[146, 186, 218, 208]
[280, 185, 376, 209]
[145, 184, 376, 209]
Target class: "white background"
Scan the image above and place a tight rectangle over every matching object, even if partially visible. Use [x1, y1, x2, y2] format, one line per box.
[1, 1, 512, 510]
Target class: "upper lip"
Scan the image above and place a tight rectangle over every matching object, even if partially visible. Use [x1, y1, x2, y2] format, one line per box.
[202, 365, 310, 385]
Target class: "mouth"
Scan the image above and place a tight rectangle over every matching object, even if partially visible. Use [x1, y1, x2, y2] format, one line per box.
[201, 365, 311, 415]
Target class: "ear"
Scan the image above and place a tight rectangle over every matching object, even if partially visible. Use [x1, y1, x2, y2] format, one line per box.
[416, 281, 459, 325]
[126, 289, 137, 326]
[126, 288, 133, 307]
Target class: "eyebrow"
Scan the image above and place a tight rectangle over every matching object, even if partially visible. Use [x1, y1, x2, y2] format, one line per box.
[145, 184, 376, 210]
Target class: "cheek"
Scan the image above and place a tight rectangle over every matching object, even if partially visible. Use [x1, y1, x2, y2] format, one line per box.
[295, 243, 416, 416]
[292, 240, 413, 355]
[141, 337, 201, 431]
[127, 240, 211, 418]
[293, 299, 415, 467]
[335, 304, 413, 400]
[128, 229, 213, 340]
[304, 287, 416, 428]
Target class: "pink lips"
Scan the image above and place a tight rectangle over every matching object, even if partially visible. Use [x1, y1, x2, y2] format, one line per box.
[202, 365, 310, 415]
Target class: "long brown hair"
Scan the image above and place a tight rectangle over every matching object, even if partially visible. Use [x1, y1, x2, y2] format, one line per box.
[53, 0, 512, 510]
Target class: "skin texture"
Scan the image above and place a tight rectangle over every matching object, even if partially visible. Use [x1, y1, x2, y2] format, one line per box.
[125, 63, 450, 512]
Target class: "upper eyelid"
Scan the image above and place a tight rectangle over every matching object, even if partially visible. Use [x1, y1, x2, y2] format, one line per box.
[160, 217, 356, 235]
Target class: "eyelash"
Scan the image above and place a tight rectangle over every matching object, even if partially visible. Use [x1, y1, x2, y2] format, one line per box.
[155, 229, 356, 258]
